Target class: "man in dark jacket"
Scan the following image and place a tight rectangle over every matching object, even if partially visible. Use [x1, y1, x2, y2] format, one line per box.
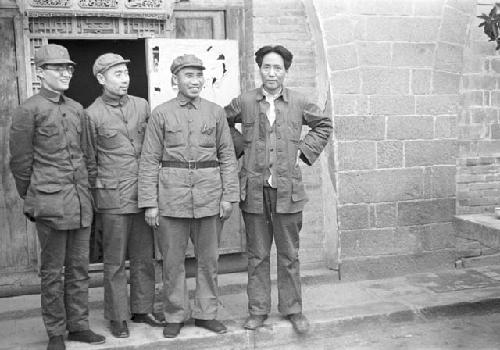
[139, 54, 239, 338]
[86, 53, 164, 338]
[225, 45, 332, 334]
[9, 44, 105, 350]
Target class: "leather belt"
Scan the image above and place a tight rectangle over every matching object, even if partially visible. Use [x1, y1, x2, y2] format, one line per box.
[161, 160, 219, 170]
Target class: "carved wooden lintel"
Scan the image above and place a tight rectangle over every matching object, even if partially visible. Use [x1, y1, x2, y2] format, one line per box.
[25, 0, 173, 19]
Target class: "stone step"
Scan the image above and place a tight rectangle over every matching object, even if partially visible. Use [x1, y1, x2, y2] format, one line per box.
[454, 214, 500, 249]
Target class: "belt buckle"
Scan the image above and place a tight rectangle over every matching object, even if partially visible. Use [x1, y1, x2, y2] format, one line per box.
[188, 160, 196, 170]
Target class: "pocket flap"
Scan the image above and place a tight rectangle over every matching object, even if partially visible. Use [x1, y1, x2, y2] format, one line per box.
[165, 123, 181, 133]
[95, 178, 119, 189]
[38, 126, 59, 137]
[37, 184, 62, 194]
[99, 128, 119, 138]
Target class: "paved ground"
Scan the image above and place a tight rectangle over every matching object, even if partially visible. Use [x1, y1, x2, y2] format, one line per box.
[2, 265, 500, 349]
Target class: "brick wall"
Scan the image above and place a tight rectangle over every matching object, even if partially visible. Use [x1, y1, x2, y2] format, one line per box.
[457, 1, 500, 214]
[311, 0, 473, 277]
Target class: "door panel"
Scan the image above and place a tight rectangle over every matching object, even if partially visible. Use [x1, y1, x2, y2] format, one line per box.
[174, 10, 225, 39]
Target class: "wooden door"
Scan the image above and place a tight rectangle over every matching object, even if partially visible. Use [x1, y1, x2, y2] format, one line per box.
[0, 16, 38, 272]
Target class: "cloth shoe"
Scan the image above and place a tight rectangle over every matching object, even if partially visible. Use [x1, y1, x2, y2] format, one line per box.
[47, 335, 65, 350]
[243, 314, 268, 330]
[287, 313, 310, 334]
[163, 322, 184, 338]
[110, 320, 129, 338]
[131, 313, 166, 327]
[67, 329, 106, 344]
[194, 319, 227, 334]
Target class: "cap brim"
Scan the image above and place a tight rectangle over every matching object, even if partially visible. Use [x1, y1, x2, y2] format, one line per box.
[173, 64, 206, 74]
[38, 58, 76, 66]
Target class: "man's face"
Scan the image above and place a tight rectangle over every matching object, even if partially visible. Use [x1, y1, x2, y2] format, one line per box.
[38, 64, 74, 93]
[173, 67, 205, 99]
[97, 63, 130, 97]
[259, 52, 287, 94]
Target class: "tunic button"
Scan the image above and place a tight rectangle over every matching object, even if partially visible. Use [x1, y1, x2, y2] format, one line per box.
[62, 113, 66, 117]
[64, 128, 69, 132]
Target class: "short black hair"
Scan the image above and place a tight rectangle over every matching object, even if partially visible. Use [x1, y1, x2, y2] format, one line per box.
[255, 45, 293, 70]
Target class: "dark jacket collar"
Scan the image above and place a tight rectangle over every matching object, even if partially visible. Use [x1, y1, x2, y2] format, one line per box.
[39, 87, 65, 103]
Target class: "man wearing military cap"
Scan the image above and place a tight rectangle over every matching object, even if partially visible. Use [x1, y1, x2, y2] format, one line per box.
[139, 54, 239, 338]
[10, 44, 105, 350]
[86, 53, 164, 338]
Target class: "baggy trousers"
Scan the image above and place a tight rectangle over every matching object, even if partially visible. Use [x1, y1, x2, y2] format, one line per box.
[243, 187, 303, 316]
[157, 215, 221, 322]
[101, 212, 155, 322]
[36, 222, 91, 338]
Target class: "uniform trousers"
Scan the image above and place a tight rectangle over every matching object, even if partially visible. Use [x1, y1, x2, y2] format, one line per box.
[157, 215, 222, 322]
[36, 222, 91, 338]
[243, 187, 303, 316]
[101, 212, 155, 322]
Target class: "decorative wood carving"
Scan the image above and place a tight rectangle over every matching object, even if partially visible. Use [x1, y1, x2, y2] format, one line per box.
[78, 0, 118, 9]
[29, 0, 70, 7]
[125, 0, 162, 9]
[25, 0, 173, 19]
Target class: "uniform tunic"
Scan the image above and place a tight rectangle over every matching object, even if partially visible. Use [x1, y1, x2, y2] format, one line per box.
[139, 94, 239, 215]
[87, 93, 149, 214]
[10, 87, 95, 229]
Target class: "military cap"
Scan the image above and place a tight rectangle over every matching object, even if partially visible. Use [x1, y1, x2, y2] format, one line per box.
[93, 53, 130, 76]
[35, 44, 75, 67]
[170, 54, 206, 74]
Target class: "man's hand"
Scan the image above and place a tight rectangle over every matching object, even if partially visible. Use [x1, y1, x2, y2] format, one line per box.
[219, 201, 233, 221]
[145, 207, 159, 228]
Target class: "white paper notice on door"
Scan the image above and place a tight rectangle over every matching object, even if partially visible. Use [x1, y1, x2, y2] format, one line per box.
[146, 38, 240, 110]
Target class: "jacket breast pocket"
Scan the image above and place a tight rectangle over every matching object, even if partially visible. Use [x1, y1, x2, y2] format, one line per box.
[37, 124, 62, 151]
[94, 178, 121, 210]
[199, 120, 216, 148]
[34, 184, 64, 218]
[98, 128, 121, 149]
[164, 123, 184, 148]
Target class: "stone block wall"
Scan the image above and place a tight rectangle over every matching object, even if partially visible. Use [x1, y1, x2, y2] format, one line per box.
[312, 0, 473, 276]
[457, 1, 500, 214]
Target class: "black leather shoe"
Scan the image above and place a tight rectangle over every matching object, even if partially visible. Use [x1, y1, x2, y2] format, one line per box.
[163, 323, 184, 338]
[243, 314, 268, 330]
[67, 329, 106, 344]
[47, 335, 65, 350]
[110, 320, 129, 338]
[131, 313, 166, 327]
[194, 319, 227, 334]
[287, 313, 310, 334]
